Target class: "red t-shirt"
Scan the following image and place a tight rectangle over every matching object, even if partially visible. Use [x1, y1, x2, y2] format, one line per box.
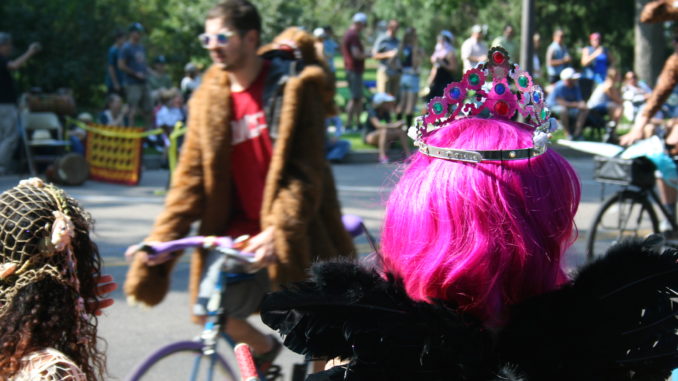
[342, 27, 365, 73]
[227, 61, 273, 238]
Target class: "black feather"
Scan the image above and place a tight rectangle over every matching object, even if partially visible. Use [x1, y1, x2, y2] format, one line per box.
[260, 260, 495, 380]
[497, 238, 678, 381]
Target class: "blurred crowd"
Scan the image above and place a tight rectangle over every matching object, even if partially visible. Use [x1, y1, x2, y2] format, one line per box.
[1, 11, 673, 170]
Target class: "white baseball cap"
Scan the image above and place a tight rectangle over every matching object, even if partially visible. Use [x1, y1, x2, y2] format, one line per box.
[373, 92, 396, 106]
[313, 27, 326, 38]
[352, 12, 368, 24]
[560, 67, 581, 81]
[471, 24, 483, 34]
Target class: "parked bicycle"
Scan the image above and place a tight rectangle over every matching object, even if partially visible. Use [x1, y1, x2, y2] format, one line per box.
[125, 215, 374, 381]
[585, 154, 677, 261]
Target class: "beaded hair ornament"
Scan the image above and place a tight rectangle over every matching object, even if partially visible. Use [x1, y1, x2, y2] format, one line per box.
[0, 178, 89, 340]
[408, 46, 558, 163]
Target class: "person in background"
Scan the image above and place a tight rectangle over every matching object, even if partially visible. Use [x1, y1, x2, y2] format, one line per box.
[118, 22, 153, 129]
[364, 92, 410, 164]
[0, 32, 41, 176]
[396, 27, 424, 129]
[426, 30, 457, 101]
[105, 29, 126, 95]
[491, 24, 517, 61]
[622, 70, 652, 123]
[460, 24, 488, 72]
[532, 33, 542, 79]
[545, 29, 571, 84]
[148, 55, 173, 104]
[124, 2, 355, 373]
[314, 27, 344, 136]
[342, 12, 371, 131]
[313, 27, 328, 64]
[587, 67, 623, 129]
[180, 62, 202, 101]
[546, 67, 588, 140]
[581, 32, 612, 85]
[99, 93, 129, 126]
[154, 88, 185, 156]
[322, 26, 340, 75]
[372, 19, 401, 96]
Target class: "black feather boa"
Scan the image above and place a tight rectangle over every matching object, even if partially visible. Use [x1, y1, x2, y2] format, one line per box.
[260, 239, 678, 381]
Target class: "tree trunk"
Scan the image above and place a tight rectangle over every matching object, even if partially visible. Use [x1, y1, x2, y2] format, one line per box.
[635, 0, 666, 87]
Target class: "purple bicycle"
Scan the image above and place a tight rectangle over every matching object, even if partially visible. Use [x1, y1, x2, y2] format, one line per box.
[125, 215, 374, 381]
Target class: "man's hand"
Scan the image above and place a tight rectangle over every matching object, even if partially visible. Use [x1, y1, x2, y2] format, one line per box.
[125, 242, 172, 266]
[620, 114, 650, 146]
[244, 226, 277, 270]
[28, 42, 42, 55]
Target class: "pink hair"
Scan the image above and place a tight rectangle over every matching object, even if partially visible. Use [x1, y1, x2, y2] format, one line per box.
[380, 118, 581, 326]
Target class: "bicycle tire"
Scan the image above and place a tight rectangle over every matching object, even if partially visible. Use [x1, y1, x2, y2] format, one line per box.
[126, 340, 237, 381]
[586, 190, 659, 262]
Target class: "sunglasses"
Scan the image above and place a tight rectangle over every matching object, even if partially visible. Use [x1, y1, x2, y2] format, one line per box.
[198, 30, 235, 48]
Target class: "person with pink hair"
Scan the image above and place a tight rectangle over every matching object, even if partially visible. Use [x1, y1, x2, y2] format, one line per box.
[380, 116, 579, 326]
[261, 47, 678, 381]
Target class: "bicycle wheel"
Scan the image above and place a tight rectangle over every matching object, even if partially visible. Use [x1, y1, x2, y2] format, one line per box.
[126, 340, 237, 381]
[586, 190, 659, 262]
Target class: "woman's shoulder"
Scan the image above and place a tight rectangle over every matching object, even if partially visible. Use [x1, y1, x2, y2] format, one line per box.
[12, 348, 86, 381]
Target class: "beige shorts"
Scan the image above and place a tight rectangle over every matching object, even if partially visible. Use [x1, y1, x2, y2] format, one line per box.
[126, 83, 153, 112]
[376, 67, 401, 96]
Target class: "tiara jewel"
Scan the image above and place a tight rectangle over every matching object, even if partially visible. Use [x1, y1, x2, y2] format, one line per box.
[410, 46, 558, 163]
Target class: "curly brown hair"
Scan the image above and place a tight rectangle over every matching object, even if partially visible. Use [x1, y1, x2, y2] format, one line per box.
[0, 181, 106, 379]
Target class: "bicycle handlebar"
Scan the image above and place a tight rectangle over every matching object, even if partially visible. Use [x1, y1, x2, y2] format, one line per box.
[138, 236, 255, 266]
[140, 236, 234, 256]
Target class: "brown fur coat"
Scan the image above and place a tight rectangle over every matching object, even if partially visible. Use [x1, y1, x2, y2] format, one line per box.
[124, 48, 355, 313]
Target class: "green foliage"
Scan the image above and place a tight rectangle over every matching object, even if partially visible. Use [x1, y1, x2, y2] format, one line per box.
[0, 0, 639, 111]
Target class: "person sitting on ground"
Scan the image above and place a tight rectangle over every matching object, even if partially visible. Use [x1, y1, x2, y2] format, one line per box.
[260, 49, 678, 380]
[363, 92, 410, 164]
[586, 67, 623, 130]
[99, 93, 129, 126]
[546, 67, 588, 139]
[0, 178, 115, 380]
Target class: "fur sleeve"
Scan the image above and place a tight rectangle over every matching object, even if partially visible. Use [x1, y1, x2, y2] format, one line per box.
[261, 67, 329, 272]
[642, 53, 678, 119]
[123, 97, 206, 307]
[641, 0, 678, 23]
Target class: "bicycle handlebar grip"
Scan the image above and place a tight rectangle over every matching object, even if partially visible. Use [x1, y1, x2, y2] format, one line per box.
[143, 236, 234, 255]
[234, 343, 259, 381]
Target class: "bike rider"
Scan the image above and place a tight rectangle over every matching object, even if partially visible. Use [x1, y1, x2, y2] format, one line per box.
[124, 0, 355, 371]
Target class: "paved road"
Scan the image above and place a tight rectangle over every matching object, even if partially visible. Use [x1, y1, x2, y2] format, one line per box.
[0, 152, 612, 380]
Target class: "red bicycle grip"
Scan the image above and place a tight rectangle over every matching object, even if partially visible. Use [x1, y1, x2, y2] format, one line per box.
[234, 343, 259, 381]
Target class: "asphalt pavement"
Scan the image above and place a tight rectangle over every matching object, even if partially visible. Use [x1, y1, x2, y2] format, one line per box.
[0, 148, 610, 380]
